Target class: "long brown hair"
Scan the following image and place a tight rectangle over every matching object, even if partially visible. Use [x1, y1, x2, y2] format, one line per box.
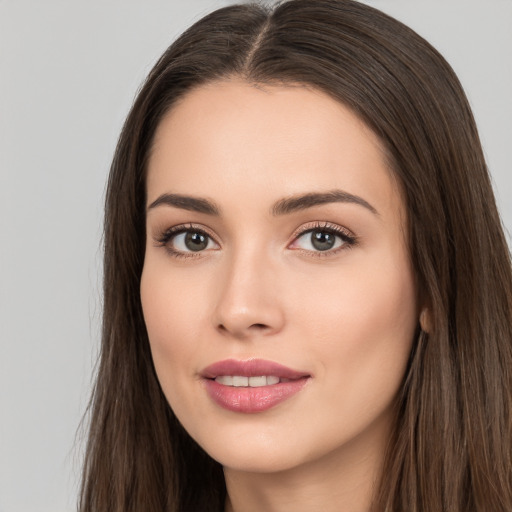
[79, 1, 512, 510]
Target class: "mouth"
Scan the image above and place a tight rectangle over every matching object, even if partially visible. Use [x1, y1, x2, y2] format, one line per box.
[213, 375, 290, 387]
[201, 359, 311, 413]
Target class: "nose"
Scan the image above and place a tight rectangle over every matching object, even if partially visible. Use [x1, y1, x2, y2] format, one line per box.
[212, 247, 285, 340]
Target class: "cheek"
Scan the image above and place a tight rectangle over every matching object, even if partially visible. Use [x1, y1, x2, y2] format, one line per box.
[296, 255, 416, 335]
[141, 252, 212, 336]
[293, 248, 417, 400]
[140, 262, 205, 395]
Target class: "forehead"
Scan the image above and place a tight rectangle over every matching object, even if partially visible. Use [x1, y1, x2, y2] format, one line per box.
[147, 79, 403, 221]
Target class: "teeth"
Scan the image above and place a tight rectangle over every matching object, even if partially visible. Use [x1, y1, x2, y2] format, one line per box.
[233, 376, 248, 387]
[215, 375, 233, 386]
[214, 375, 281, 387]
[248, 375, 266, 387]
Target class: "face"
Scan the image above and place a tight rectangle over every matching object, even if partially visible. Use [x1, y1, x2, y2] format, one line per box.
[141, 80, 419, 474]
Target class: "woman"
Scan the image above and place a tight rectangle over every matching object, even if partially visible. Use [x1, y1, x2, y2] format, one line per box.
[79, 1, 512, 510]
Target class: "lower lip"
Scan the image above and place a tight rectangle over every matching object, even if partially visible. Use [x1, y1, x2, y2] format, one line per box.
[204, 378, 309, 413]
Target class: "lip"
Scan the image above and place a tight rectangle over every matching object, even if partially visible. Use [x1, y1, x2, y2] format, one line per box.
[201, 358, 311, 413]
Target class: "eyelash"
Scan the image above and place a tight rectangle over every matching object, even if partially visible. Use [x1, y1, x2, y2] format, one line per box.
[154, 221, 357, 260]
[290, 221, 357, 257]
[155, 223, 216, 260]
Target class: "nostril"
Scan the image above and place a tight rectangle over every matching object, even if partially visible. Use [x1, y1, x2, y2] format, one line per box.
[250, 323, 268, 329]
[216, 322, 271, 337]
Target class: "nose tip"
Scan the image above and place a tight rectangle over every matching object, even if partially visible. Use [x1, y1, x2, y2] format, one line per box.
[212, 261, 285, 340]
[216, 314, 277, 339]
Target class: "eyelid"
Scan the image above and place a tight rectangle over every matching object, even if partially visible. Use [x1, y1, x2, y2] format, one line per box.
[288, 221, 357, 254]
[153, 223, 221, 257]
[154, 222, 213, 242]
[290, 221, 354, 240]
[152, 220, 356, 259]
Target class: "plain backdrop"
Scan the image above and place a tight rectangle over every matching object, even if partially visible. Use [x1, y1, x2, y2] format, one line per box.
[0, 1, 510, 511]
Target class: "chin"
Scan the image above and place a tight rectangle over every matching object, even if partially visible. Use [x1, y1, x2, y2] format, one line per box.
[209, 442, 309, 474]
[190, 419, 347, 476]
[184, 416, 309, 473]
[184, 400, 396, 478]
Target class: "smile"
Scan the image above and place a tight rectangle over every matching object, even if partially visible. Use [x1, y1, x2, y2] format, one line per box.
[202, 359, 311, 413]
[214, 375, 288, 386]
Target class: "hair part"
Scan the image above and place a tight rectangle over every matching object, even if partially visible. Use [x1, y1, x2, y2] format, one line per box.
[80, 1, 512, 511]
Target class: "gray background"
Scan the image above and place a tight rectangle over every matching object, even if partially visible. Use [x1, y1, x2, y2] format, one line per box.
[1, 1, 510, 511]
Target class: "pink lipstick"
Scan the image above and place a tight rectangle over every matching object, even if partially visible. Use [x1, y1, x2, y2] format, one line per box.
[201, 359, 310, 413]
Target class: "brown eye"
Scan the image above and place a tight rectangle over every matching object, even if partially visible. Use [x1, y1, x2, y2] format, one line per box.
[310, 231, 337, 251]
[166, 229, 218, 254]
[293, 228, 346, 253]
[184, 231, 209, 251]
[289, 223, 357, 255]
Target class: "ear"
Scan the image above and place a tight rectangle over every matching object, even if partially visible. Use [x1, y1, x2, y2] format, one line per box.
[419, 308, 432, 333]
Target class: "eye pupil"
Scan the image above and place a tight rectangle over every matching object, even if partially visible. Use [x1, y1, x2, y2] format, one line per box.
[311, 231, 335, 251]
[185, 231, 208, 251]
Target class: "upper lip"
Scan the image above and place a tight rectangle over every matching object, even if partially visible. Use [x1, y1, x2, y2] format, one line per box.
[201, 358, 311, 380]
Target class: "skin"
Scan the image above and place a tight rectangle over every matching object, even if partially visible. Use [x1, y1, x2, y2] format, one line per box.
[141, 80, 420, 512]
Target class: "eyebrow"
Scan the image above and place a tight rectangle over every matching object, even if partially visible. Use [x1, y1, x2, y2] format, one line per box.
[147, 189, 378, 216]
[147, 193, 220, 215]
[271, 190, 378, 216]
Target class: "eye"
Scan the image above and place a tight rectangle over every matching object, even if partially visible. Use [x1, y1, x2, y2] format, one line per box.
[295, 230, 343, 252]
[156, 225, 219, 256]
[290, 223, 356, 254]
[172, 231, 216, 252]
